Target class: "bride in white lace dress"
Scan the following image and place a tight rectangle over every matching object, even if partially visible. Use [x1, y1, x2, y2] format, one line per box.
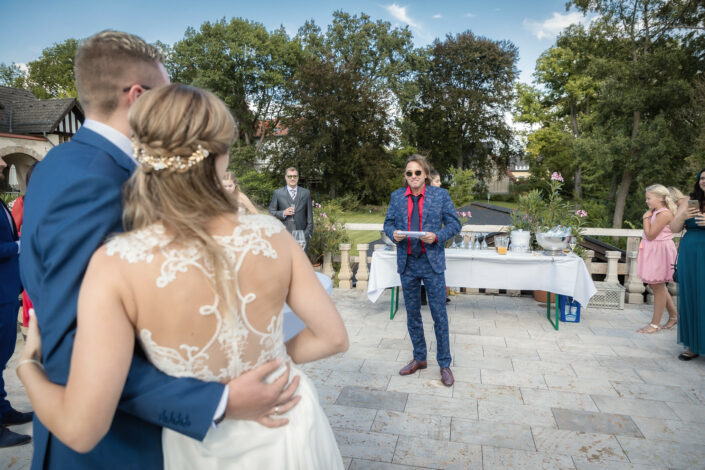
[17, 84, 348, 469]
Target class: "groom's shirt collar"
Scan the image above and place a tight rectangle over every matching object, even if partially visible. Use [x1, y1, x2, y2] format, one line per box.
[82, 119, 135, 163]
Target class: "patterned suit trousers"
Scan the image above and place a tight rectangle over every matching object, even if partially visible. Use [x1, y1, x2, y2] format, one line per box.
[400, 254, 451, 368]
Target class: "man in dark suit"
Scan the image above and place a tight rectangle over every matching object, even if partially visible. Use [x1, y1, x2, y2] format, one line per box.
[269, 167, 313, 244]
[20, 31, 299, 470]
[383, 155, 461, 386]
[0, 156, 33, 447]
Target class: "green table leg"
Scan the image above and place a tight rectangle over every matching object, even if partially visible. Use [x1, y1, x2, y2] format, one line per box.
[390, 286, 400, 320]
[546, 292, 559, 331]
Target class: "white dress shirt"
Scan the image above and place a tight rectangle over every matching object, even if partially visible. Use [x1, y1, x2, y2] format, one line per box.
[82, 119, 135, 162]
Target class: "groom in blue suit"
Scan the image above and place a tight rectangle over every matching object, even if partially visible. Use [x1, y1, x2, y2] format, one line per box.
[384, 155, 460, 386]
[20, 31, 299, 469]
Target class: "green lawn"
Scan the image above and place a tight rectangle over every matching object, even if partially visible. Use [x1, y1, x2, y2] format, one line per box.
[340, 208, 386, 256]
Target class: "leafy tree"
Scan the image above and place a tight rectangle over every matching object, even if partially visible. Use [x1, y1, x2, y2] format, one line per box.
[404, 32, 519, 181]
[271, 11, 417, 203]
[25, 39, 78, 98]
[0, 63, 26, 88]
[168, 18, 304, 150]
[447, 167, 477, 208]
[274, 56, 395, 203]
[568, 0, 704, 227]
[0, 39, 78, 99]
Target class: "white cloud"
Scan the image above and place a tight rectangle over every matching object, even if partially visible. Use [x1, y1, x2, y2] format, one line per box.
[465, 12, 475, 18]
[523, 11, 589, 40]
[432, 13, 442, 19]
[384, 3, 417, 28]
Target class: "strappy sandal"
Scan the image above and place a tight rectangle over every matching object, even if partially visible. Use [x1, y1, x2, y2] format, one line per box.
[637, 323, 661, 334]
[663, 317, 678, 330]
[678, 351, 699, 361]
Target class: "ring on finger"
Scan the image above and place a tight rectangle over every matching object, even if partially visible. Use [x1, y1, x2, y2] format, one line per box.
[274, 405, 279, 416]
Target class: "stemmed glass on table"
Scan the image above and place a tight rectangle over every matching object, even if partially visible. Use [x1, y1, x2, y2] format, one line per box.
[292, 230, 306, 251]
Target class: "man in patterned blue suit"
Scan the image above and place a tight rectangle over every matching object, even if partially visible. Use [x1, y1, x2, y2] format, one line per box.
[383, 155, 461, 386]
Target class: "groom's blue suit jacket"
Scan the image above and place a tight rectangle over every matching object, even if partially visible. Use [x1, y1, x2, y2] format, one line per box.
[383, 185, 461, 274]
[20, 127, 224, 470]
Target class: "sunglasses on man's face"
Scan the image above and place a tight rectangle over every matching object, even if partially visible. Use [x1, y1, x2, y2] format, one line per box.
[286, 175, 299, 179]
[405, 170, 423, 177]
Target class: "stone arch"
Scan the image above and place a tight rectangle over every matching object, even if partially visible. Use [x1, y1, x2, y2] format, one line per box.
[0, 146, 42, 192]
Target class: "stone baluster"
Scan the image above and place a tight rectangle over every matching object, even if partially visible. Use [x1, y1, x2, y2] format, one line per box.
[322, 251, 334, 279]
[605, 251, 621, 284]
[624, 237, 640, 286]
[581, 250, 594, 276]
[355, 244, 370, 291]
[338, 244, 353, 289]
[625, 250, 645, 304]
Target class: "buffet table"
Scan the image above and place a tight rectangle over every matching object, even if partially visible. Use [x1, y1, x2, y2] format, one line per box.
[367, 248, 597, 330]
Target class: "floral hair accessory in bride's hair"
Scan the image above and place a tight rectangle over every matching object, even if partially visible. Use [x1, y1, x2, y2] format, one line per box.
[131, 138, 210, 172]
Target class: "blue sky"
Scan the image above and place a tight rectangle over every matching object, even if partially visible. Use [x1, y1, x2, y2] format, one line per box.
[0, 0, 592, 84]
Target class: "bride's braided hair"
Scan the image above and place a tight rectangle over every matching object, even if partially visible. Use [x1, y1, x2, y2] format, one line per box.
[123, 83, 239, 309]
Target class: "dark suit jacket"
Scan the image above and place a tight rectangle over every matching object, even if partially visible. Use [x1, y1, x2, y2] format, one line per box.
[20, 127, 224, 470]
[383, 185, 461, 274]
[0, 199, 21, 304]
[269, 186, 313, 239]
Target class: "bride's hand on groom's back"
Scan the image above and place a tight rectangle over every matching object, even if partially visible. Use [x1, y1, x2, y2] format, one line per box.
[225, 359, 301, 427]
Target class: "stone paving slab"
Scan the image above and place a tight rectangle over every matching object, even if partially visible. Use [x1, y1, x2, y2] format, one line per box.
[551, 407, 643, 437]
[336, 386, 408, 412]
[450, 417, 535, 451]
[5, 291, 705, 470]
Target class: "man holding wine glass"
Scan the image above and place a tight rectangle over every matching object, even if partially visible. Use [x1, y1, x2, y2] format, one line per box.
[269, 167, 313, 250]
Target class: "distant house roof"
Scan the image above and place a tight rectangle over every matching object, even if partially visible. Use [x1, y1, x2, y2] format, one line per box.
[253, 119, 289, 138]
[0, 86, 84, 135]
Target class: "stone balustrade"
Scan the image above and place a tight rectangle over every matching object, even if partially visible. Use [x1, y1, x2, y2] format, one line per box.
[323, 224, 680, 305]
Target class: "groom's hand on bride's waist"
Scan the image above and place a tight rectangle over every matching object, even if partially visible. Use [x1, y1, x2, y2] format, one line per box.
[224, 359, 301, 428]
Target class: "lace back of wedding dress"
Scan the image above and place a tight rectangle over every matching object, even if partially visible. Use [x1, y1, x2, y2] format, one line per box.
[105, 214, 289, 383]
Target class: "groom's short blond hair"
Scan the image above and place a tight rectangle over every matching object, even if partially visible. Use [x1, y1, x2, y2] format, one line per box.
[75, 30, 164, 117]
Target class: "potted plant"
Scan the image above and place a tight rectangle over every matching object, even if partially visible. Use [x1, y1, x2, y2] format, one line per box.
[512, 172, 589, 302]
[512, 172, 588, 251]
[307, 200, 350, 267]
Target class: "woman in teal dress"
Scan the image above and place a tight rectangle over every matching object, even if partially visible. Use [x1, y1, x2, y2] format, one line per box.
[670, 168, 705, 360]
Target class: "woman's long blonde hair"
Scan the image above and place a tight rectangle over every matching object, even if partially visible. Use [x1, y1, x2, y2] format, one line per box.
[123, 83, 238, 308]
[645, 184, 681, 215]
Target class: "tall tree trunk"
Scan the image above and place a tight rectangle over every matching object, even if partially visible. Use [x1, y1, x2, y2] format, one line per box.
[612, 169, 633, 228]
[608, 171, 619, 203]
[612, 110, 641, 228]
[570, 102, 582, 200]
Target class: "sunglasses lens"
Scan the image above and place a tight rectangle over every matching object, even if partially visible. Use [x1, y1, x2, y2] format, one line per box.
[416, 170, 422, 176]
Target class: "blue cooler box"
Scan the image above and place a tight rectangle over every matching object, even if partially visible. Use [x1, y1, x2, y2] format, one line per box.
[558, 295, 581, 323]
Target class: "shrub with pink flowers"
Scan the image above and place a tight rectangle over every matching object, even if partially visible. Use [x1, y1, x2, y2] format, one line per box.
[456, 210, 472, 227]
[307, 200, 350, 264]
[512, 171, 588, 249]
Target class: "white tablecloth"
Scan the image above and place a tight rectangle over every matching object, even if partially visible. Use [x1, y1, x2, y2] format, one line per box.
[367, 249, 597, 307]
[283, 272, 333, 341]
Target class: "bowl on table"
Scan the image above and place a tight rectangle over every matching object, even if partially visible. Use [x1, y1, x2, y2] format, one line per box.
[535, 232, 570, 256]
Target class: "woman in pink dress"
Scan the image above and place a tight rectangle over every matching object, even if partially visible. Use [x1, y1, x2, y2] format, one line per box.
[636, 184, 681, 333]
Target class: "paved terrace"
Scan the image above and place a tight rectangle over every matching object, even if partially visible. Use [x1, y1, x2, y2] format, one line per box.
[2, 290, 705, 470]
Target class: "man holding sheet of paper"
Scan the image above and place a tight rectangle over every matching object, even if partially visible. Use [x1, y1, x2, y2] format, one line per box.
[383, 155, 461, 386]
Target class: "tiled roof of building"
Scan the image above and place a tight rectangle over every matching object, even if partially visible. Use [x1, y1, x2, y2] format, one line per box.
[0, 86, 83, 135]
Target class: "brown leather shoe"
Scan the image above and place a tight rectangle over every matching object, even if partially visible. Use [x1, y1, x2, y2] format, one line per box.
[440, 367, 454, 386]
[399, 359, 427, 376]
